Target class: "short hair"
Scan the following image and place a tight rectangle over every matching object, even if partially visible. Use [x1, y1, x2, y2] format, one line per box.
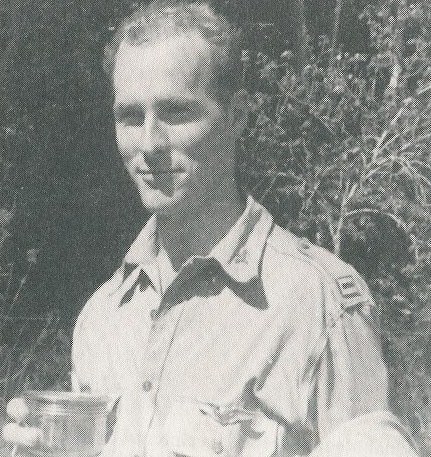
[103, 1, 243, 105]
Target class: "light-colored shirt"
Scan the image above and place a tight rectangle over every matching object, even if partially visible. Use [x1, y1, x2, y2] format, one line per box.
[72, 196, 417, 457]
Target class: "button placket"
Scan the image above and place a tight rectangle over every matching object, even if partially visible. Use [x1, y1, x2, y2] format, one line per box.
[142, 380, 153, 392]
[211, 439, 224, 454]
[140, 303, 186, 446]
[150, 309, 158, 321]
[141, 327, 168, 397]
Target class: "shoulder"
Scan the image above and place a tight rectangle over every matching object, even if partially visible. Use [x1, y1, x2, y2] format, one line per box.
[262, 225, 374, 316]
[266, 225, 353, 280]
[72, 268, 124, 390]
[73, 267, 124, 337]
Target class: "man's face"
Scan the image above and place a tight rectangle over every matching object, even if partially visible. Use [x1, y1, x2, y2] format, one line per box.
[113, 33, 243, 215]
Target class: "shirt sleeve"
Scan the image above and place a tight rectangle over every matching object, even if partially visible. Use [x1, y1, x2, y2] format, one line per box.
[306, 270, 418, 456]
[71, 306, 96, 393]
[310, 284, 388, 437]
[71, 268, 124, 394]
[309, 410, 418, 457]
[71, 271, 124, 451]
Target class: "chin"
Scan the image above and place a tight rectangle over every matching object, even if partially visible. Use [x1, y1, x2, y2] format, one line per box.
[139, 187, 208, 217]
[138, 191, 187, 216]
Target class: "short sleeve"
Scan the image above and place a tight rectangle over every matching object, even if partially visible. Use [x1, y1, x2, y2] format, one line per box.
[71, 268, 124, 393]
[309, 288, 389, 439]
[257, 237, 417, 456]
[306, 271, 418, 456]
[309, 411, 418, 457]
[71, 307, 97, 392]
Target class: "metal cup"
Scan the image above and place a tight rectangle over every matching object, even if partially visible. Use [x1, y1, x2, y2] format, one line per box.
[23, 391, 109, 457]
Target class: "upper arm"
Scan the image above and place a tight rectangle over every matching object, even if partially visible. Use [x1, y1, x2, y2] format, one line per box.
[308, 276, 389, 440]
[71, 269, 123, 392]
[309, 410, 418, 457]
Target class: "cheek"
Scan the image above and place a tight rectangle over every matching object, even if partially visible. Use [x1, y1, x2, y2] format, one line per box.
[121, 159, 136, 181]
[172, 120, 227, 155]
[115, 126, 140, 156]
[169, 123, 208, 146]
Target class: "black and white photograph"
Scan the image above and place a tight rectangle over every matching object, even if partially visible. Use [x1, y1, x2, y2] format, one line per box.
[0, 0, 430, 455]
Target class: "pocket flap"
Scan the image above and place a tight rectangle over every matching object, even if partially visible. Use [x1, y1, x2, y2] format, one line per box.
[165, 400, 278, 457]
[166, 401, 225, 457]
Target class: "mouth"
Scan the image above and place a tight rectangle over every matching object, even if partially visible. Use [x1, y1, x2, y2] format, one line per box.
[137, 169, 185, 175]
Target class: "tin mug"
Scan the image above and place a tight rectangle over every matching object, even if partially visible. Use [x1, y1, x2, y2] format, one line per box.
[22, 390, 109, 457]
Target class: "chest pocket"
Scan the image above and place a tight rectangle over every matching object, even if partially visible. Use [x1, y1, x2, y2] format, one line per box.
[164, 399, 278, 457]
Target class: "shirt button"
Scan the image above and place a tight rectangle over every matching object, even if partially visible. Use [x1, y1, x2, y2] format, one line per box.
[142, 380, 153, 392]
[211, 439, 223, 454]
[299, 237, 311, 250]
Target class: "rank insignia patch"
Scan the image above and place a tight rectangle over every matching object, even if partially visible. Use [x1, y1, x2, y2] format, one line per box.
[336, 275, 361, 299]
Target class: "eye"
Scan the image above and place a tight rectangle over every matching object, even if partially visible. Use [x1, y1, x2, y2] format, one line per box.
[159, 101, 204, 125]
[114, 106, 145, 126]
[122, 116, 145, 126]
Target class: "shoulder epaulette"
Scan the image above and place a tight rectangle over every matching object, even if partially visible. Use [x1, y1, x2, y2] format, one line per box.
[296, 237, 374, 311]
[268, 226, 374, 312]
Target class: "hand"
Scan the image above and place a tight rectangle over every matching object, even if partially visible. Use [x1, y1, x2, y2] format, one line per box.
[2, 398, 41, 456]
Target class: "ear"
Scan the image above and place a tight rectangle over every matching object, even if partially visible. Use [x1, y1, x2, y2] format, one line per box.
[230, 89, 250, 135]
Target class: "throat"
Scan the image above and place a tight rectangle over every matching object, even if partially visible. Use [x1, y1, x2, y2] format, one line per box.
[157, 197, 246, 271]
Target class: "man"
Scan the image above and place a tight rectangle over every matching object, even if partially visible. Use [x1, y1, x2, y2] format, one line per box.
[3, 1, 418, 456]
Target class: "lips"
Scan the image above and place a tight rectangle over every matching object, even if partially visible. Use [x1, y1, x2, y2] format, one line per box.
[137, 168, 184, 175]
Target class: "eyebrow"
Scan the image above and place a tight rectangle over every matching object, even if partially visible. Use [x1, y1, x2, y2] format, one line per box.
[114, 97, 204, 116]
[113, 103, 144, 118]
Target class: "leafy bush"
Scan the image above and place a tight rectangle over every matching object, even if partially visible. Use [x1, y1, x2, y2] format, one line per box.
[238, 0, 431, 452]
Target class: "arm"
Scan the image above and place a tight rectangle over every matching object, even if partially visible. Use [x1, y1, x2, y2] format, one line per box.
[310, 410, 417, 457]
[257, 245, 418, 457]
[307, 271, 418, 456]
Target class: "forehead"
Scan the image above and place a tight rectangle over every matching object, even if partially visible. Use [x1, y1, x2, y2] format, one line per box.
[113, 33, 216, 102]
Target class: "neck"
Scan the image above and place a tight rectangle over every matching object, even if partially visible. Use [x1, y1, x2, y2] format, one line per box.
[156, 184, 246, 271]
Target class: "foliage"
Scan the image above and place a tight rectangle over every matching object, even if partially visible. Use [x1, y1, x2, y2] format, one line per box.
[237, 0, 431, 452]
[0, 313, 71, 398]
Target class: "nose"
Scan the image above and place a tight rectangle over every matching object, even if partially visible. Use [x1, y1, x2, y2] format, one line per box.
[140, 112, 168, 158]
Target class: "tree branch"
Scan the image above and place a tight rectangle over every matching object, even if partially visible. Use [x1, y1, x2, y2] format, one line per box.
[345, 208, 407, 231]
[330, 0, 344, 65]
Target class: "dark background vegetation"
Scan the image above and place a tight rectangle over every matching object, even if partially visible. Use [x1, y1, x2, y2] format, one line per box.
[1, 0, 431, 454]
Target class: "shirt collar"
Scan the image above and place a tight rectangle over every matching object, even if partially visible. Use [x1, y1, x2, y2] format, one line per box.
[118, 195, 274, 291]
[209, 195, 274, 282]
